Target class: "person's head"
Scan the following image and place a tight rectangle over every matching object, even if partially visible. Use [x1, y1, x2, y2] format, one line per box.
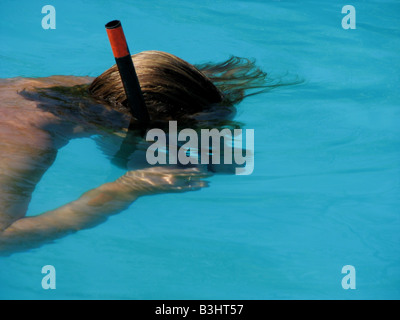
[88, 50, 287, 129]
[88, 50, 224, 122]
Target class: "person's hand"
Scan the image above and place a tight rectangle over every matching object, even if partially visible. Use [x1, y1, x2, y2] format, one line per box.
[115, 166, 210, 197]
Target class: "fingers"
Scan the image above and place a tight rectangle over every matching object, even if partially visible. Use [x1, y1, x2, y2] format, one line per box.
[119, 165, 211, 196]
[146, 165, 209, 175]
[136, 166, 211, 179]
[171, 179, 209, 193]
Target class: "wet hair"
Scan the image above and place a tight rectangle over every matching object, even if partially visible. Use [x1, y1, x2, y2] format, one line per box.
[88, 50, 279, 127]
[88, 51, 223, 121]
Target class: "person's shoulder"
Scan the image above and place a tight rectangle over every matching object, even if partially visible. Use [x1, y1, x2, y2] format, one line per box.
[37, 75, 94, 87]
[0, 75, 94, 90]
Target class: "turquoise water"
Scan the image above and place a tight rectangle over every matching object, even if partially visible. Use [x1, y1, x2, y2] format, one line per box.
[1, 0, 399, 299]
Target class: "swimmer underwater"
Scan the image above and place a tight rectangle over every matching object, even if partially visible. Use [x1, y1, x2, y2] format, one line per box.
[0, 29, 292, 255]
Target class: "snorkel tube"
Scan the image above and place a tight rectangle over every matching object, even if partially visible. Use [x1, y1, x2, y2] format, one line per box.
[105, 20, 150, 125]
[106, 20, 149, 169]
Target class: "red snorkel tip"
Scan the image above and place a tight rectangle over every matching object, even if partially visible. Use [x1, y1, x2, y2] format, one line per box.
[105, 20, 150, 125]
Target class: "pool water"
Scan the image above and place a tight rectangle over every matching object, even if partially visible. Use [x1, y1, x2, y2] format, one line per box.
[0, 0, 399, 299]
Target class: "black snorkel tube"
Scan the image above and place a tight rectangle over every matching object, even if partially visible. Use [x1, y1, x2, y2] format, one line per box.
[105, 20, 150, 126]
[105, 20, 149, 168]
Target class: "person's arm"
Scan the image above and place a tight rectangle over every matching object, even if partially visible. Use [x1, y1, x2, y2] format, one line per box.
[0, 167, 208, 255]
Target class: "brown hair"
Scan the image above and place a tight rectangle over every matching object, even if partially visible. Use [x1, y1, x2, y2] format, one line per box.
[88, 50, 300, 128]
[88, 50, 224, 121]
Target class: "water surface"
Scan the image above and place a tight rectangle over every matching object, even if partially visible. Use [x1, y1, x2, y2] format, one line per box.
[0, 0, 399, 299]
